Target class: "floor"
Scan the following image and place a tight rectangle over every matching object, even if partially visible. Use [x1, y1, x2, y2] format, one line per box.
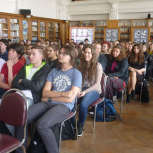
[60, 83, 153, 153]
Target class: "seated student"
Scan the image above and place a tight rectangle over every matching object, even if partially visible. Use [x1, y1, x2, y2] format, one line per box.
[145, 50, 153, 86]
[77, 45, 103, 136]
[101, 41, 111, 59]
[12, 46, 50, 108]
[0, 58, 5, 72]
[125, 42, 129, 52]
[74, 46, 81, 67]
[0, 43, 24, 98]
[105, 45, 128, 101]
[0, 39, 8, 61]
[79, 42, 84, 52]
[84, 38, 89, 44]
[95, 43, 107, 72]
[126, 43, 133, 57]
[142, 43, 149, 66]
[76, 46, 82, 61]
[46, 44, 58, 69]
[15, 45, 82, 153]
[26, 39, 31, 46]
[126, 43, 145, 103]
[25, 44, 33, 65]
[46, 39, 50, 46]
[147, 43, 153, 55]
[37, 40, 41, 46]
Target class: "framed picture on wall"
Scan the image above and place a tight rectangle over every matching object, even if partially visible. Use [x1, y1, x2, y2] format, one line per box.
[69, 27, 95, 44]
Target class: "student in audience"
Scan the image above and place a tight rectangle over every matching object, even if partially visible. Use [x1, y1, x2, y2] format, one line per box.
[20, 40, 25, 46]
[25, 44, 33, 65]
[145, 44, 153, 85]
[79, 42, 84, 51]
[101, 41, 111, 54]
[75, 46, 81, 67]
[41, 43, 46, 52]
[0, 39, 8, 61]
[77, 45, 103, 136]
[113, 41, 119, 47]
[6, 39, 11, 51]
[0, 58, 5, 73]
[147, 43, 153, 55]
[12, 46, 50, 107]
[142, 43, 149, 66]
[84, 38, 89, 44]
[15, 45, 82, 153]
[46, 44, 58, 69]
[105, 45, 128, 101]
[126, 43, 133, 57]
[46, 39, 50, 46]
[37, 40, 41, 46]
[125, 42, 129, 51]
[70, 39, 74, 43]
[0, 43, 24, 98]
[41, 39, 44, 44]
[95, 43, 107, 72]
[126, 43, 145, 103]
[147, 40, 152, 49]
[76, 46, 82, 61]
[26, 40, 31, 46]
[59, 38, 63, 47]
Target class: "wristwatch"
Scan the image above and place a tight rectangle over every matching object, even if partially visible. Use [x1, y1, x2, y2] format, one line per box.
[48, 97, 52, 102]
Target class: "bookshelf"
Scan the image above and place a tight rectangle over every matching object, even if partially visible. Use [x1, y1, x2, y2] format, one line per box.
[149, 19, 153, 42]
[55, 23, 60, 41]
[48, 22, 54, 41]
[0, 18, 8, 39]
[22, 20, 28, 42]
[119, 20, 131, 42]
[40, 21, 46, 41]
[32, 21, 38, 42]
[10, 18, 20, 43]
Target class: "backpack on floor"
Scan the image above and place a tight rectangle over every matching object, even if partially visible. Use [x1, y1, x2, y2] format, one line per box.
[139, 80, 149, 103]
[28, 120, 76, 153]
[96, 99, 122, 122]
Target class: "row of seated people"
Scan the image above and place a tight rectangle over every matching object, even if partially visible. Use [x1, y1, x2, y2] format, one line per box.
[0, 39, 147, 153]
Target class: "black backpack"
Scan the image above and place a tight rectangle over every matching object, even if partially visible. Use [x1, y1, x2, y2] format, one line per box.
[139, 80, 149, 103]
[28, 120, 76, 153]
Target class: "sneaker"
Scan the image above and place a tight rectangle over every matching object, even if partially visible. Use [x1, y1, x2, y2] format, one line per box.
[113, 96, 118, 104]
[88, 107, 95, 115]
[78, 124, 83, 137]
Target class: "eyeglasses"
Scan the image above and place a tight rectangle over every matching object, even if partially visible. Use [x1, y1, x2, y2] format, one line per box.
[59, 52, 68, 56]
[47, 50, 53, 52]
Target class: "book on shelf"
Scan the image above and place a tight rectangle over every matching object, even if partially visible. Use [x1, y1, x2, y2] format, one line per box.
[10, 19, 18, 23]
[49, 23, 54, 27]
[0, 18, 7, 23]
[32, 21, 38, 26]
[10, 24, 19, 30]
[32, 27, 38, 31]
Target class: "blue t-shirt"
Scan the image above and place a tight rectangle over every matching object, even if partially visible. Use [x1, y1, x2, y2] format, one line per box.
[0, 51, 8, 61]
[46, 67, 82, 110]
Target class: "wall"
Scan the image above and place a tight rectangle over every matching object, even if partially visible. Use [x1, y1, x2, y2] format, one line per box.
[68, 0, 153, 20]
[0, 0, 57, 19]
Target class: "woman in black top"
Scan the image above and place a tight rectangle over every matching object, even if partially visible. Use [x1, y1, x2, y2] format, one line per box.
[127, 43, 145, 103]
[105, 45, 129, 101]
[46, 44, 58, 69]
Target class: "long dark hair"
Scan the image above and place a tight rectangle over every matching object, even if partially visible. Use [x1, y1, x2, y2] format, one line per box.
[57, 45, 77, 70]
[129, 43, 144, 65]
[79, 45, 98, 83]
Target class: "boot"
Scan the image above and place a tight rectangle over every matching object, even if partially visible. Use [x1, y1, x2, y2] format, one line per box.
[131, 90, 136, 99]
[126, 94, 131, 103]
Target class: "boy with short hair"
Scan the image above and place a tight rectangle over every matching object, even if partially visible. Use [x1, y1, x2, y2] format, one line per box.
[0, 43, 24, 98]
[0, 39, 8, 61]
[12, 46, 50, 106]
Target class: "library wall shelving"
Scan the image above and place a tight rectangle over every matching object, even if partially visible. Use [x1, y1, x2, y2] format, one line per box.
[0, 12, 66, 44]
[69, 19, 153, 43]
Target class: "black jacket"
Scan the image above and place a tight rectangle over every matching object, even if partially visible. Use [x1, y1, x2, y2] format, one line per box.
[144, 52, 149, 61]
[105, 58, 129, 84]
[12, 61, 50, 104]
[98, 54, 108, 72]
[148, 53, 153, 65]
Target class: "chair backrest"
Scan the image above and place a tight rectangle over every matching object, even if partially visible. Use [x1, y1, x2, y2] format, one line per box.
[100, 72, 107, 98]
[0, 89, 27, 126]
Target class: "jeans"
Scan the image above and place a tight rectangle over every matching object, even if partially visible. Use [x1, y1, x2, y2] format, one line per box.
[15, 102, 70, 153]
[78, 87, 100, 125]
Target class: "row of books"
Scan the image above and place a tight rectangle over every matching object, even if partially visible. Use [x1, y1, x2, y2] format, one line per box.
[11, 38, 19, 43]
[0, 18, 7, 23]
[0, 30, 8, 37]
[40, 22, 45, 26]
[11, 31, 19, 37]
[32, 27, 38, 31]
[32, 36, 38, 41]
[40, 33, 46, 37]
[10, 19, 18, 23]
[10, 24, 19, 30]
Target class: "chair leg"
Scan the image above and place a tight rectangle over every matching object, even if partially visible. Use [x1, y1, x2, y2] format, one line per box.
[124, 88, 126, 106]
[120, 91, 124, 114]
[59, 122, 63, 152]
[140, 83, 143, 102]
[75, 114, 78, 140]
[22, 145, 26, 153]
[103, 101, 105, 122]
[93, 106, 97, 134]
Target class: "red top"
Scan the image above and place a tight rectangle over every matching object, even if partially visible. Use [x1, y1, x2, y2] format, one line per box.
[1, 61, 24, 84]
[111, 60, 117, 72]
[19, 56, 26, 65]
